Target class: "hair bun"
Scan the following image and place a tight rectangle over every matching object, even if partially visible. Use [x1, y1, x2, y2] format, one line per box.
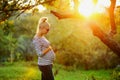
[40, 17, 48, 23]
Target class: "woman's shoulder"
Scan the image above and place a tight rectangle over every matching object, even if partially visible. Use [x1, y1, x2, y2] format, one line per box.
[33, 35, 45, 43]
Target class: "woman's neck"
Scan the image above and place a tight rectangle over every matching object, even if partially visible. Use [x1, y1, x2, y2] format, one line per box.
[36, 32, 44, 38]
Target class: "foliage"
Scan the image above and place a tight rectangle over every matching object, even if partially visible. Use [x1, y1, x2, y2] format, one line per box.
[47, 16, 120, 69]
[0, 0, 54, 22]
[0, 14, 37, 62]
[111, 65, 120, 80]
[0, 21, 17, 62]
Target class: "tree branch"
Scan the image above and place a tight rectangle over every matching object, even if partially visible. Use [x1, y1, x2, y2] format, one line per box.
[0, 0, 54, 22]
[51, 10, 83, 19]
[50, 1, 120, 57]
[89, 22, 120, 57]
[109, 0, 117, 36]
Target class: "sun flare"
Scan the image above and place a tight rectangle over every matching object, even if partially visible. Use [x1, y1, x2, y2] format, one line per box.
[78, 0, 111, 17]
[78, 0, 95, 17]
[37, 5, 46, 12]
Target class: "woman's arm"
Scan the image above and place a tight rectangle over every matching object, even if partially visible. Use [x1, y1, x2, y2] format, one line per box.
[42, 46, 52, 55]
[33, 39, 44, 57]
[33, 38, 52, 57]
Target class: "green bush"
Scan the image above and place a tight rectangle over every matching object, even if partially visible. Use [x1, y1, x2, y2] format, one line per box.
[111, 65, 120, 80]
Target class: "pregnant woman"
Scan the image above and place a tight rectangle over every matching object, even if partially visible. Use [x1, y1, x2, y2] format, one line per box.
[32, 17, 55, 80]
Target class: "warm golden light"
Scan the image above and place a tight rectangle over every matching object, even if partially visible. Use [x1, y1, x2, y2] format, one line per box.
[25, 68, 37, 79]
[22, 0, 46, 13]
[30, 0, 46, 12]
[37, 5, 46, 12]
[78, 0, 111, 17]
[78, 0, 95, 17]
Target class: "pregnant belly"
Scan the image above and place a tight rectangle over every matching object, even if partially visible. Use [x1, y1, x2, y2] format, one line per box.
[43, 50, 55, 61]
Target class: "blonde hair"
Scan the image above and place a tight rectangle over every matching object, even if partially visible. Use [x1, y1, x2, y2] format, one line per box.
[36, 17, 50, 33]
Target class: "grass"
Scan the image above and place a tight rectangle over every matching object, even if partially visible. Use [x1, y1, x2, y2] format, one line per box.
[0, 62, 113, 80]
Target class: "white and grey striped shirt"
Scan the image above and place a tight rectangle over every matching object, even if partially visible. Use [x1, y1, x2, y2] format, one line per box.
[32, 36, 55, 65]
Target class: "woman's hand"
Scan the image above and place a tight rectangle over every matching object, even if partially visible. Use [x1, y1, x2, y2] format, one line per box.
[48, 46, 52, 50]
[42, 46, 52, 55]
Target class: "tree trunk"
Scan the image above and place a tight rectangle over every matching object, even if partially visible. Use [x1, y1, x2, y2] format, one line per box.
[89, 23, 120, 57]
[50, 0, 120, 57]
[109, 0, 117, 36]
[10, 51, 13, 63]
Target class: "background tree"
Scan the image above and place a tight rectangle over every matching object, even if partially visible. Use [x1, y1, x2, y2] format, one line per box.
[51, 0, 120, 57]
[0, 0, 54, 22]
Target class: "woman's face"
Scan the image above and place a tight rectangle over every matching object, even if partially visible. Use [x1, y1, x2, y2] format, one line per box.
[41, 26, 50, 34]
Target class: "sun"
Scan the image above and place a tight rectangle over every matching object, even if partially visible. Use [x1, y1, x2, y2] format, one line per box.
[37, 5, 46, 12]
[78, 0, 111, 17]
[78, 0, 95, 17]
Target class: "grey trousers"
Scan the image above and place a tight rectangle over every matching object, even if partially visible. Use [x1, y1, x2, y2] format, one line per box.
[38, 65, 54, 80]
